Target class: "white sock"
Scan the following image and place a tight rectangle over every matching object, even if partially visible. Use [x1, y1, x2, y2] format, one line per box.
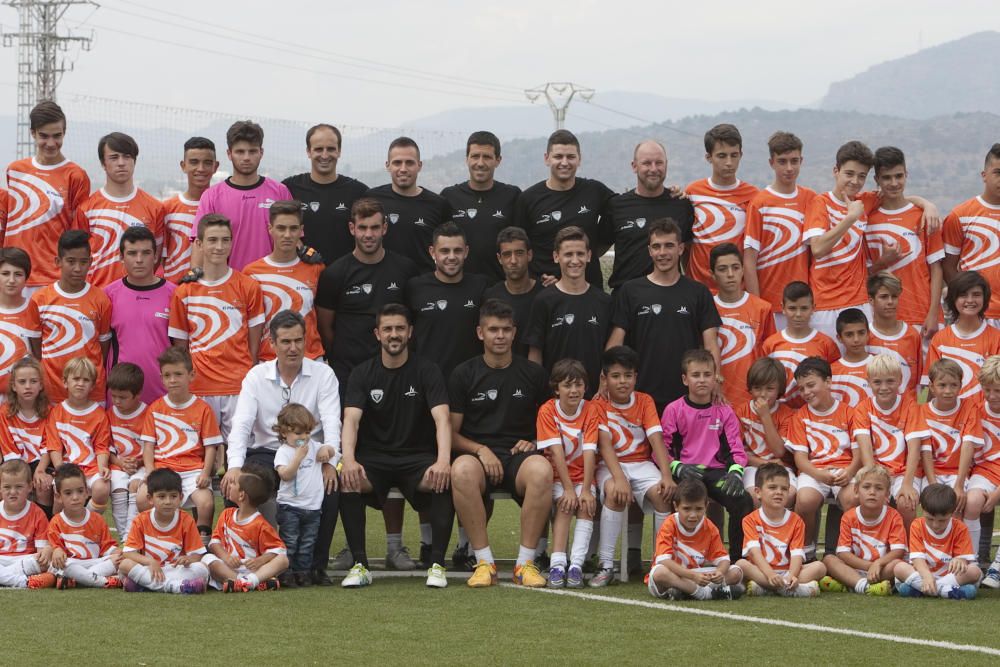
[550, 551, 568, 569]
[965, 519, 982, 558]
[419, 523, 432, 545]
[570, 519, 594, 568]
[64, 561, 113, 588]
[628, 521, 643, 550]
[905, 572, 923, 588]
[793, 582, 818, 597]
[125, 494, 138, 537]
[473, 547, 494, 565]
[598, 507, 624, 568]
[517, 544, 536, 567]
[936, 573, 959, 597]
[386, 533, 402, 553]
[653, 511, 668, 536]
[111, 491, 128, 538]
[534, 536, 548, 558]
[241, 572, 261, 588]
[128, 564, 156, 589]
[693, 584, 712, 600]
[21, 557, 41, 576]
[457, 527, 469, 550]
[854, 578, 868, 594]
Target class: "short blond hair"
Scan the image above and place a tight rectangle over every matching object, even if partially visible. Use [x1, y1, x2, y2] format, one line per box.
[980, 355, 1000, 387]
[866, 353, 902, 380]
[928, 358, 963, 384]
[854, 464, 891, 488]
[62, 356, 97, 382]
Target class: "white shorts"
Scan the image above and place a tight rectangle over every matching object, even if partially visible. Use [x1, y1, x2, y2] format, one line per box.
[552, 481, 597, 501]
[797, 472, 847, 499]
[890, 475, 925, 499]
[812, 303, 874, 344]
[178, 470, 207, 507]
[0, 554, 38, 568]
[647, 563, 741, 597]
[596, 461, 663, 512]
[129, 467, 147, 486]
[967, 474, 998, 496]
[202, 394, 239, 444]
[744, 465, 798, 492]
[933, 474, 967, 491]
[109, 469, 129, 493]
[86, 473, 109, 490]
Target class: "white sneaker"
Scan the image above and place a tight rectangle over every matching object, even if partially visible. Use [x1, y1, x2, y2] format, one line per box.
[341, 563, 372, 588]
[983, 567, 1000, 589]
[426, 563, 448, 588]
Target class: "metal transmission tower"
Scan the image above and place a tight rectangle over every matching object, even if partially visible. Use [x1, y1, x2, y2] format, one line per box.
[2, 0, 97, 159]
[525, 82, 595, 130]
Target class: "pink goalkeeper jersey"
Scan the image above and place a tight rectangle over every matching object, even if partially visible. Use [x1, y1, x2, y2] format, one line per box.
[194, 177, 292, 271]
[660, 397, 747, 469]
[103, 278, 176, 404]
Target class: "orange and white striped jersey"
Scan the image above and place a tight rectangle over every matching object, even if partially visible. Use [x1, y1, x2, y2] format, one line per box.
[593, 391, 662, 464]
[867, 322, 923, 394]
[685, 178, 759, 286]
[0, 187, 9, 243]
[974, 404, 1000, 486]
[79, 188, 165, 288]
[803, 191, 879, 311]
[124, 509, 206, 565]
[786, 401, 856, 470]
[741, 508, 805, 570]
[161, 194, 199, 284]
[0, 501, 49, 556]
[4, 158, 91, 287]
[140, 395, 222, 473]
[908, 516, 975, 576]
[943, 196, 1000, 319]
[0, 298, 41, 395]
[919, 399, 984, 476]
[762, 329, 840, 407]
[243, 256, 324, 361]
[735, 400, 794, 462]
[652, 513, 728, 569]
[714, 292, 776, 406]
[836, 505, 907, 560]
[851, 394, 926, 476]
[47, 509, 117, 559]
[923, 322, 1000, 400]
[210, 507, 286, 560]
[32, 282, 112, 402]
[109, 402, 148, 462]
[537, 398, 600, 485]
[744, 186, 816, 313]
[0, 411, 47, 463]
[168, 269, 265, 396]
[45, 401, 111, 477]
[830, 356, 873, 408]
[865, 204, 944, 326]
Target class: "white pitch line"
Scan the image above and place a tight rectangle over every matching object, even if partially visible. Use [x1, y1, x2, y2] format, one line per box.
[500, 584, 1000, 657]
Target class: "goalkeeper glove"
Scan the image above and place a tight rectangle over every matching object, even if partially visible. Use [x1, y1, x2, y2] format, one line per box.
[670, 461, 704, 481]
[179, 267, 204, 284]
[297, 244, 325, 265]
[719, 464, 746, 497]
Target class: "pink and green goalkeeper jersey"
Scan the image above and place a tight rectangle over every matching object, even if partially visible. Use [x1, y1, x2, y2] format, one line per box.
[194, 177, 293, 270]
[103, 278, 176, 404]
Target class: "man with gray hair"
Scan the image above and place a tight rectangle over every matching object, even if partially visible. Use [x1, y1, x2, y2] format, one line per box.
[225, 309, 342, 586]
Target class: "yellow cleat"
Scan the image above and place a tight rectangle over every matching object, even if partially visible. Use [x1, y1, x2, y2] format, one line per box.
[866, 580, 893, 596]
[467, 561, 497, 588]
[513, 560, 546, 588]
[819, 575, 847, 593]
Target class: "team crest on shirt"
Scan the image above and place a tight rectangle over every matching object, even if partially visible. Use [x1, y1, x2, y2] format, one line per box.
[389, 213, 399, 224]
[404, 386, 418, 397]
[362, 283, 372, 294]
[512, 389, 524, 398]
[309, 202, 320, 212]
[636, 217, 646, 229]
[436, 300, 448, 310]
[487, 389, 498, 401]
[493, 210, 505, 218]
[415, 218, 429, 227]
[336, 202, 347, 210]
[564, 313, 575, 325]
[467, 208, 477, 219]
[651, 304, 661, 315]
[551, 211, 562, 221]
[370, 389, 384, 403]
[578, 206, 590, 214]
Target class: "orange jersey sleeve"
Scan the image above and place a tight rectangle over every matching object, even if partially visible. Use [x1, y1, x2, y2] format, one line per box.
[161, 195, 199, 283]
[836, 506, 907, 560]
[741, 509, 804, 569]
[45, 402, 111, 477]
[141, 396, 222, 473]
[0, 501, 50, 556]
[974, 405, 1000, 486]
[47, 509, 117, 559]
[786, 401, 855, 469]
[923, 323, 1000, 400]
[803, 192, 870, 310]
[830, 356, 873, 408]
[0, 298, 41, 395]
[908, 517, 976, 576]
[867, 323, 923, 394]
[920, 398, 985, 476]
[32, 283, 112, 402]
[167, 270, 265, 396]
[243, 257, 325, 361]
[714, 292, 776, 406]
[4, 159, 91, 286]
[685, 179, 759, 286]
[83, 188, 166, 288]
[594, 392, 662, 463]
[943, 197, 1000, 319]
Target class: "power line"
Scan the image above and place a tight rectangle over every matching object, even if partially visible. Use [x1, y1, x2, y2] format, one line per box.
[525, 82, 595, 130]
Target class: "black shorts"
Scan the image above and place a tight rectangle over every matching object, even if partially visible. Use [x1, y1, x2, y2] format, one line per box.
[357, 453, 437, 511]
[481, 450, 543, 503]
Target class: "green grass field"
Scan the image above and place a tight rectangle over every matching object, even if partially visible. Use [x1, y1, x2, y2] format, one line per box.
[4, 502, 1000, 666]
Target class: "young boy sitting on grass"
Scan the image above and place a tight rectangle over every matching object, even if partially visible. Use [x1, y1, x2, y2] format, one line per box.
[820, 465, 904, 596]
[0, 459, 54, 589]
[893, 483, 981, 599]
[736, 462, 825, 597]
[120, 468, 210, 594]
[205, 464, 287, 592]
[646, 478, 744, 600]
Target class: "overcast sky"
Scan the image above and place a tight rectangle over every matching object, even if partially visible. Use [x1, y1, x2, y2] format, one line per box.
[1, 0, 998, 129]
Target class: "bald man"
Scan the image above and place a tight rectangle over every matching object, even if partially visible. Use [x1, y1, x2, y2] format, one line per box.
[605, 140, 694, 289]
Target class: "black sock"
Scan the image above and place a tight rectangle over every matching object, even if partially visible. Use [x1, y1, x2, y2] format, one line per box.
[429, 491, 455, 567]
[339, 493, 369, 569]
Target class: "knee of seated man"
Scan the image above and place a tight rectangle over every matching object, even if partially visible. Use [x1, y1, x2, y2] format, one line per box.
[451, 456, 484, 485]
